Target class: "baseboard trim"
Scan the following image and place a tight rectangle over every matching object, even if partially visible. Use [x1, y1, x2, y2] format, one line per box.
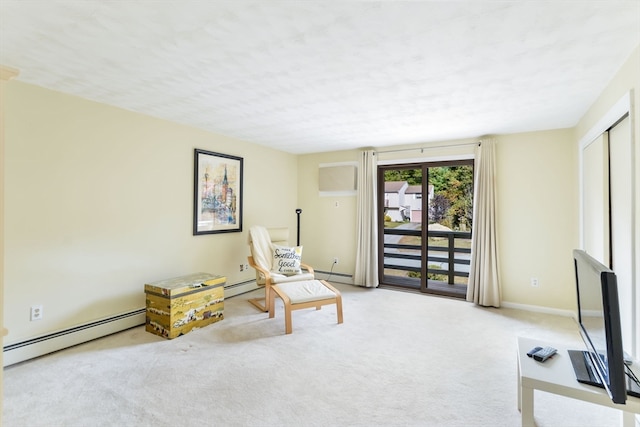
[501, 301, 575, 319]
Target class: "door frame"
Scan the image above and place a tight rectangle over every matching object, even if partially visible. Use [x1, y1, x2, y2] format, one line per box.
[377, 158, 474, 295]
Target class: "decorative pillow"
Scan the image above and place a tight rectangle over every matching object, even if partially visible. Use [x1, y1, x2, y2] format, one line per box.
[272, 245, 303, 275]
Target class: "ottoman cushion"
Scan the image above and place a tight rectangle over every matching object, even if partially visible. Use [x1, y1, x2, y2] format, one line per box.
[274, 280, 336, 304]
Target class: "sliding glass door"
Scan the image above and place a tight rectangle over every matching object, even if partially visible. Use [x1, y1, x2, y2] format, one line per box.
[378, 160, 473, 298]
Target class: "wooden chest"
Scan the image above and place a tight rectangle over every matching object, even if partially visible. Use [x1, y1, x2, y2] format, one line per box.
[144, 272, 225, 339]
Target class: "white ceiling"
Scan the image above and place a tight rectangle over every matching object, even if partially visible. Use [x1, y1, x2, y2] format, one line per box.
[1, 1, 639, 154]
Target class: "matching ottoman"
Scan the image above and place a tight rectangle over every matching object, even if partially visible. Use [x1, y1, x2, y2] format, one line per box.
[269, 279, 343, 334]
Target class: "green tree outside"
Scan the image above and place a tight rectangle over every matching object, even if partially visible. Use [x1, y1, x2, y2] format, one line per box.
[384, 165, 473, 231]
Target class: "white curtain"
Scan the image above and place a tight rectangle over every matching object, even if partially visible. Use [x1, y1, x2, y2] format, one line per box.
[354, 149, 379, 287]
[466, 138, 501, 307]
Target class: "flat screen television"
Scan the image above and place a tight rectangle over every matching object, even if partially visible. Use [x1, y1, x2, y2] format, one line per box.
[568, 249, 638, 404]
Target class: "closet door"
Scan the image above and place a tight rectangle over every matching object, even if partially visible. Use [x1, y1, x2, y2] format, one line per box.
[581, 115, 635, 356]
[609, 115, 634, 352]
[582, 132, 610, 265]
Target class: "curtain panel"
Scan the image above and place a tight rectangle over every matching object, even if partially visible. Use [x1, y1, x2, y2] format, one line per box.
[354, 150, 379, 287]
[466, 138, 501, 307]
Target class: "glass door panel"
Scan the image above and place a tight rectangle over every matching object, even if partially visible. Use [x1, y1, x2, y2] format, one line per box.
[379, 161, 473, 298]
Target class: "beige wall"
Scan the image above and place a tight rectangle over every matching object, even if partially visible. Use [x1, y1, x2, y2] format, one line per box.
[3, 44, 638, 357]
[495, 129, 578, 310]
[298, 150, 360, 276]
[3, 81, 299, 344]
[1, 64, 20, 423]
[297, 140, 478, 277]
[298, 132, 579, 312]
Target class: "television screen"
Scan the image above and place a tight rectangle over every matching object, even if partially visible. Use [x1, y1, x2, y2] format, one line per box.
[571, 249, 627, 404]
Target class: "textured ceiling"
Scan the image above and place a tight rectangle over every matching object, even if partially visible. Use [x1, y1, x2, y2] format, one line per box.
[1, 1, 639, 154]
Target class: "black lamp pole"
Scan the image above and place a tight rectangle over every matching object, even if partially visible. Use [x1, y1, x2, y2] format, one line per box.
[295, 209, 302, 246]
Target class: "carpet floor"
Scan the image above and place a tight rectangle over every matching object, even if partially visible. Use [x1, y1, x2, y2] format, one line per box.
[2, 283, 624, 426]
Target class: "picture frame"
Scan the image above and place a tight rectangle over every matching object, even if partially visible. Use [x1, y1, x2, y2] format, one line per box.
[193, 149, 243, 235]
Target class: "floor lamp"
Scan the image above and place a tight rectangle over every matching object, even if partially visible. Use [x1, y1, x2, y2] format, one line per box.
[295, 208, 302, 246]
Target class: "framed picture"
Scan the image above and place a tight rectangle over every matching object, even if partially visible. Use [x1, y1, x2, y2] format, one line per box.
[193, 149, 243, 235]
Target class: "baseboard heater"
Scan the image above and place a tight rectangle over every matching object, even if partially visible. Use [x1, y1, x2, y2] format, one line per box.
[224, 279, 258, 298]
[3, 309, 146, 367]
[315, 270, 354, 285]
[3, 280, 261, 367]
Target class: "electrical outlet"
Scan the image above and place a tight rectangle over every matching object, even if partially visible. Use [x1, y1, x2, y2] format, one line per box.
[333, 257, 339, 264]
[240, 264, 244, 272]
[530, 278, 539, 288]
[244, 263, 249, 271]
[30, 305, 43, 321]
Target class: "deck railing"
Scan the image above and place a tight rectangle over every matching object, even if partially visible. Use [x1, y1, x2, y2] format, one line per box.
[383, 227, 472, 285]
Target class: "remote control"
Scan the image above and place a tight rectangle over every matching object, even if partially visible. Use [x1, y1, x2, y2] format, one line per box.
[527, 346, 543, 358]
[533, 346, 557, 362]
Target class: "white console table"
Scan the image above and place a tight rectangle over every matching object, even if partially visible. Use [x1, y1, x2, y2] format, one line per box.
[517, 336, 640, 427]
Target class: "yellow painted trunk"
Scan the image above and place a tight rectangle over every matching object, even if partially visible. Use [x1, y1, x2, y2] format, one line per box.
[144, 273, 225, 339]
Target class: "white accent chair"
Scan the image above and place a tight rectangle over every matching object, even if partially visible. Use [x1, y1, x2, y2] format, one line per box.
[247, 226, 343, 334]
[247, 226, 314, 312]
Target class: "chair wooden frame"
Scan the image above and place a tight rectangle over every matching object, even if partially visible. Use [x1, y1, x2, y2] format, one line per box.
[247, 255, 314, 313]
[269, 280, 343, 334]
